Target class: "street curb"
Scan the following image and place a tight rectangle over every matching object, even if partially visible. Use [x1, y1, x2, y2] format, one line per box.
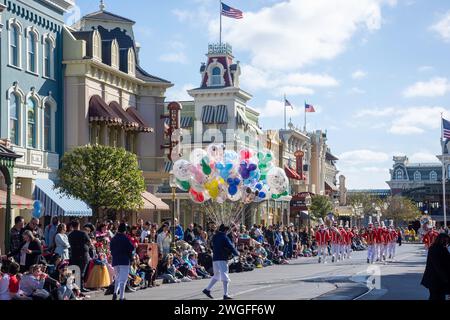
[311, 282, 369, 300]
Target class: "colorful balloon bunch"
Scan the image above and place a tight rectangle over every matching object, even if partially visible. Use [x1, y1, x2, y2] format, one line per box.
[172, 144, 290, 205]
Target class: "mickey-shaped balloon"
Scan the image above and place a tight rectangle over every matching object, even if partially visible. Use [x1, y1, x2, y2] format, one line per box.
[254, 183, 267, 199]
[215, 162, 234, 180]
[200, 156, 212, 175]
[204, 177, 225, 199]
[271, 190, 289, 200]
[227, 177, 241, 196]
[176, 179, 190, 192]
[207, 143, 225, 162]
[239, 161, 257, 180]
[239, 148, 253, 163]
[173, 159, 192, 181]
[257, 152, 273, 180]
[189, 188, 206, 203]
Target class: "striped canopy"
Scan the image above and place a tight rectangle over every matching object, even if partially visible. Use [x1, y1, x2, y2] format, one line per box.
[0, 190, 34, 210]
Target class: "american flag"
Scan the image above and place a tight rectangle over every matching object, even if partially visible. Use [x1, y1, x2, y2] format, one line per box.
[443, 118, 450, 139]
[285, 98, 293, 110]
[305, 103, 316, 113]
[221, 2, 243, 19]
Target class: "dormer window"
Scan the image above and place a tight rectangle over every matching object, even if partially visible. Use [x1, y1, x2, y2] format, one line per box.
[395, 169, 403, 180]
[128, 48, 135, 76]
[111, 39, 119, 69]
[430, 171, 437, 181]
[413, 171, 421, 181]
[92, 30, 102, 61]
[212, 67, 221, 86]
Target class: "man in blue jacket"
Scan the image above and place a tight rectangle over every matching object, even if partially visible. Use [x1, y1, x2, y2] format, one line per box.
[110, 223, 134, 301]
[202, 224, 240, 300]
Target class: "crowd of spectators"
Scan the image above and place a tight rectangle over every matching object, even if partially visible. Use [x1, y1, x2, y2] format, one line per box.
[1, 215, 379, 300]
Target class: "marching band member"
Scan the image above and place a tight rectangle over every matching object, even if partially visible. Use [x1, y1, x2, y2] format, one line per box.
[344, 222, 354, 259]
[373, 219, 383, 261]
[423, 221, 439, 250]
[363, 217, 377, 264]
[388, 220, 397, 259]
[337, 221, 347, 261]
[330, 221, 341, 263]
[380, 221, 390, 261]
[315, 218, 330, 264]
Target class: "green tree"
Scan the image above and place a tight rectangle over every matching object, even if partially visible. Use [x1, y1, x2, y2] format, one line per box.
[57, 145, 145, 220]
[382, 196, 421, 223]
[310, 195, 333, 220]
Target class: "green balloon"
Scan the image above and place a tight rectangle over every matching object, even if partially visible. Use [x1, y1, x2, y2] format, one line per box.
[177, 179, 190, 191]
[201, 157, 212, 175]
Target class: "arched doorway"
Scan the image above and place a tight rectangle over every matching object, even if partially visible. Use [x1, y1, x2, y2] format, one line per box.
[0, 140, 22, 253]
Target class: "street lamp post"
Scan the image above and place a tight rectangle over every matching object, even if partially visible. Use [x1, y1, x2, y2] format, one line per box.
[169, 172, 177, 250]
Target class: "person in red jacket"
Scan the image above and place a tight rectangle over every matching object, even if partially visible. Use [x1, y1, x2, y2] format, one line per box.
[329, 221, 341, 263]
[387, 221, 398, 259]
[315, 219, 330, 264]
[373, 220, 383, 261]
[380, 222, 390, 261]
[344, 222, 354, 259]
[363, 217, 377, 264]
[337, 222, 347, 261]
[423, 221, 439, 250]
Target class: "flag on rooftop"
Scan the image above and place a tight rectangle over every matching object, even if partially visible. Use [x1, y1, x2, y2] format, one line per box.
[285, 98, 293, 110]
[221, 2, 243, 19]
[443, 117, 450, 139]
[305, 103, 316, 113]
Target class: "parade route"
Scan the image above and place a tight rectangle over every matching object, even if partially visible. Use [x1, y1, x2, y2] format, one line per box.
[92, 243, 428, 300]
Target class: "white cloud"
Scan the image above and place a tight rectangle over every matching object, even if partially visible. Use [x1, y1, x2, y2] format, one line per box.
[403, 77, 450, 98]
[418, 65, 434, 73]
[351, 70, 367, 80]
[430, 11, 450, 42]
[339, 149, 389, 165]
[348, 87, 366, 94]
[209, 0, 395, 72]
[253, 100, 303, 119]
[240, 64, 338, 96]
[409, 152, 439, 163]
[166, 83, 196, 102]
[159, 52, 188, 64]
[354, 106, 450, 135]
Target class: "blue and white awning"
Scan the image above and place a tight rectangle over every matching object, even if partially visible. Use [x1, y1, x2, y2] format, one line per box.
[202, 105, 216, 124]
[34, 179, 92, 217]
[164, 117, 193, 128]
[215, 105, 228, 124]
[164, 161, 173, 173]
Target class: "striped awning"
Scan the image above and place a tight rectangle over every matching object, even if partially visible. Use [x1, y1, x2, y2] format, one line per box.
[215, 105, 228, 124]
[142, 191, 170, 211]
[236, 108, 263, 134]
[34, 179, 92, 217]
[0, 190, 34, 210]
[164, 161, 173, 173]
[202, 105, 215, 124]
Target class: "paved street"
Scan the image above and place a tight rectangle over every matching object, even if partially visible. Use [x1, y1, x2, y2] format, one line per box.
[93, 244, 428, 300]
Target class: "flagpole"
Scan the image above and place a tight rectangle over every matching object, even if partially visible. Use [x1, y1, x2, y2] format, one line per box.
[442, 113, 447, 227]
[304, 101, 307, 132]
[284, 94, 287, 130]
[219, 1, 222, 45]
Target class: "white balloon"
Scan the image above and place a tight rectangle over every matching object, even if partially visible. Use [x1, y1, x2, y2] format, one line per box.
[207, 143, 225, 162]
[173, 159, 192, 180]
[267, 167, 289, 194]
[190, 148, 207, 165]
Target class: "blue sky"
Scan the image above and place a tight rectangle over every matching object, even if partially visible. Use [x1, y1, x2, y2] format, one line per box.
[69, 0, 450, 189]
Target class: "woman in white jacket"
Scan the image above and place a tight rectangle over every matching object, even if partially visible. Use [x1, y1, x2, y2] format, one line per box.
[54, 223, 71, 260]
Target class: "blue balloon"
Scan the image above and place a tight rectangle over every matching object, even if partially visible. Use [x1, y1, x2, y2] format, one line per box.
[33, 201, 42, 218]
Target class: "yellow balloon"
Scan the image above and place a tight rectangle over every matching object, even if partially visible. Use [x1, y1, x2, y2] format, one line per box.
[205, 179, 220, 199]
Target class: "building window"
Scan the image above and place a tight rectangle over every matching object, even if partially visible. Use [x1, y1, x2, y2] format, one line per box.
[111, 39, 119, 69]
[27, 31, 37, 73]
[430, 171, 437, 181]
[9, 93, 19, 145]
[211, 67, 221, 86]
[27, 98, 37, 148]
[414, 171, 421, 181]
[90, 124, 100, 145]
[128, 49, 135, 76]
[44, 103, 52, 151]
[44, 39, 52, 77]
[395, 169, 403, 180]
[92, 31, 102, 61]
[10, 25, 20, 67]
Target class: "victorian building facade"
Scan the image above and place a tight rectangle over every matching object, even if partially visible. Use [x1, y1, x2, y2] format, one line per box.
[0, 0, 74, 245]
[387, 147, 449, 225]
[63, 3, 171, 221]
